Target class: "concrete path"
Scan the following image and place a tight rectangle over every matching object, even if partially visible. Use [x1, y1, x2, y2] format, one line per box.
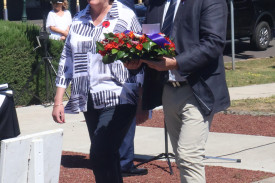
[229, 83, 275, 100]
[16, 103, 275, 174]
[8, 82, 275, 182]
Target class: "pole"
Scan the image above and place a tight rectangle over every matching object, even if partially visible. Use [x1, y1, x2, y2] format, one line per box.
[76, 0, 80, 12]
[230, 0, 235, 70]
[3, 0, 8, 20]
[22, 0, 27, 22]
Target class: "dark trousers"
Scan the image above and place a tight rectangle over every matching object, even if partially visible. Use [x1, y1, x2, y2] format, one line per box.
[119, 118, 136, 171]
[84, 97, 136, 183]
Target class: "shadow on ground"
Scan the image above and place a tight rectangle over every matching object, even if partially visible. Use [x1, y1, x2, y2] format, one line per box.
[61, 154, 91, 169]
[223, 40, 274, 60]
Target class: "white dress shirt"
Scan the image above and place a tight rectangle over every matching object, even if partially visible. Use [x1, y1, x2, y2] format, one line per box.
[162, 0, 186, 82]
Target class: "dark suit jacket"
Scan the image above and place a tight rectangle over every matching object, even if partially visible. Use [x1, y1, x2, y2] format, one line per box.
[142, 0, 230, 116]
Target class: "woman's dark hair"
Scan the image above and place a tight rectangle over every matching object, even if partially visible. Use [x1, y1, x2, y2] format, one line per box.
[109, 0, 114, 3]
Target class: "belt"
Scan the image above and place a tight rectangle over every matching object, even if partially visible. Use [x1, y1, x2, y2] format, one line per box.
[166, 81, 188, 88]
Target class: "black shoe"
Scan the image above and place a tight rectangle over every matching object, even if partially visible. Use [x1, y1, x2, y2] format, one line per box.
[121, 167, 148, 177]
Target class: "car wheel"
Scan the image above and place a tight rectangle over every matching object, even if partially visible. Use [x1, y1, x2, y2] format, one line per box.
[250, 21, 271, 51]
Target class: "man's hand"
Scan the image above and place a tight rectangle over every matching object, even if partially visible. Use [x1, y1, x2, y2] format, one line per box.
[123, 59, 142, 70]
[141, 56, 178, 71]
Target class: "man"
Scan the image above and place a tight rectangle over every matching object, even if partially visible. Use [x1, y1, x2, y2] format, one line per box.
[140, 0, 230, 182]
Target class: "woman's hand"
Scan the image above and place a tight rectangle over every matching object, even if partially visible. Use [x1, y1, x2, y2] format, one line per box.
[52, 87, 66, 123]
[141, 56, 178, 71]
[52, 104, 65, 123]
[62, 30, 69, 37]
[60, 36, 66, 41]
[123, 59, 142, 70]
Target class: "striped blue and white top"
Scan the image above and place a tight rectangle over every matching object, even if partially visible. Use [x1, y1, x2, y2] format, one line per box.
[56, 0, 143, 114]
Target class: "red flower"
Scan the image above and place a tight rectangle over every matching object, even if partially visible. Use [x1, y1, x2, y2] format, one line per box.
[99, 50, 107, 56]
[126, 43, 132, 48]
[118, 39, 124, 45]
[104, 42, 118, 51]
[112, 42, 118, 49]
[129, 31, 135, 39]
[136, 44, 143, 51]
[139, 35, 147, 43]
[102, 21, 110, 28]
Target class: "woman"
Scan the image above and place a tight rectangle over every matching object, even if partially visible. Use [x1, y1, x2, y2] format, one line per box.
[52, 0, 143, 182]
[46, 0, 72, 40]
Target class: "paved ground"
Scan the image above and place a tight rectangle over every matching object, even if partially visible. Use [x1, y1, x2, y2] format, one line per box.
[9, 19, 275, 183]
[12, 83, 275, 182]
[223, 39, 275, 62]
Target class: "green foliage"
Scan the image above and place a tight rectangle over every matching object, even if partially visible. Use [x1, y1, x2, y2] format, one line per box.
[0, 20, 64, 106]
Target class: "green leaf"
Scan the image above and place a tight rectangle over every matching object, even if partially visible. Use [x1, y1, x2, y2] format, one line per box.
[111, 49, 119, 54]
[104, 33, 110, 39]
[96, 42, 105, 51]
[102, 54, 116, 64]
[117, 51, 126, 59]
[103, 33, 115, 40]
[102, 55, 110, 64]
[108, 32, 115, 37]
[143, 41, 157, 51]
[123, 52, 129, 59]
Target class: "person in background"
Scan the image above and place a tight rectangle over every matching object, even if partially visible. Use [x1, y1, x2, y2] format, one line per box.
[46, 0, 72, 41]
[127, 0, 231, 182]
[51, 0, 143, 182]
[120, 89, 150, 177]
[118, 0, 135, 10]
[117, 0, 148, 177]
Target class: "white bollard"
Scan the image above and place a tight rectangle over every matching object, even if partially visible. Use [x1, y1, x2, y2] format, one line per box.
[28, 139, 44, 183]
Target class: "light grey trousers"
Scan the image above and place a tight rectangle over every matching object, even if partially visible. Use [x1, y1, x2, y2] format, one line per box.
[162, 84, 213, 183]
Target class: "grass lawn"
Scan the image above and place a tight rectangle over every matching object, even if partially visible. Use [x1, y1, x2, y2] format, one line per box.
[224, 57, 275, 113]
[229, 95, 275, 113]
[225, 57, 275, 87]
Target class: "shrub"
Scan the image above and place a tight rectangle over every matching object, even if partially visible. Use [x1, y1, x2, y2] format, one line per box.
[0, 20, 64, 106]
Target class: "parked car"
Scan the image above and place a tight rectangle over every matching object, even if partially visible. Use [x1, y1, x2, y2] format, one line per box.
[227, 0, 275, 50]
[135, 0, 275, 51]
